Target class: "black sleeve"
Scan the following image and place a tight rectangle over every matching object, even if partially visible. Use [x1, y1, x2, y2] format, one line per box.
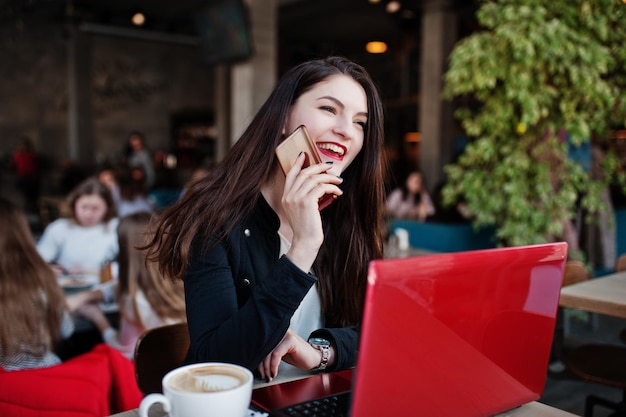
[184, 240, 317, 371]
[309, 326, 360, 371]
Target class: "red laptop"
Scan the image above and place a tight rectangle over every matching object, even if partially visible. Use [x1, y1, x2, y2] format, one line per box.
[252, 242, 567, 417]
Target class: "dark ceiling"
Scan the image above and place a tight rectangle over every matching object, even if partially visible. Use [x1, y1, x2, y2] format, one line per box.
[0, 0, 477, 91]
[0, 0, 473, 51]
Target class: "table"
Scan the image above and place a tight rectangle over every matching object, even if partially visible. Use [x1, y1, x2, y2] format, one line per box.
[108, 401, 580, 417]
[559, 270, 626, 319]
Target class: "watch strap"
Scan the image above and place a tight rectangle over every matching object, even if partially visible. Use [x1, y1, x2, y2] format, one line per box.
[309, 338, 331, 371]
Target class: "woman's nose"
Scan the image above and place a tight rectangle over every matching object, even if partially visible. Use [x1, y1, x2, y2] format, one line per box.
[333, 117, 355, 140]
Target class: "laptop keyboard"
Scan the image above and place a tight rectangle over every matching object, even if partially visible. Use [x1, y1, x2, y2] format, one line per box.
[268, 392, 351, 417]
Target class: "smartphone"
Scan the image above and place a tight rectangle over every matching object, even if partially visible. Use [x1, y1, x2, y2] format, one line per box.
[275, 125, 335, 210]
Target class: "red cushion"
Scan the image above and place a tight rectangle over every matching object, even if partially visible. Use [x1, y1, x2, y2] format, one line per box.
[0, 344, 142, 417]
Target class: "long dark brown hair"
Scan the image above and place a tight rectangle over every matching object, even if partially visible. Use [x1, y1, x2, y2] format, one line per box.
[145, 56, 386, 327]
[0, 198, 65, 359]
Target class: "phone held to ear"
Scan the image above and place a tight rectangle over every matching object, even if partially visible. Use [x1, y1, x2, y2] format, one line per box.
[275, 125, 336, 210]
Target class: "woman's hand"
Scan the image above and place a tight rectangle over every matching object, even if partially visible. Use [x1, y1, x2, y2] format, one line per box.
[65, 288, 104, 312]
[257, 329, 328, 382]
[49, 263, 68, 276]
[282, 154, 343, 270]
[76, 303, 111, 333]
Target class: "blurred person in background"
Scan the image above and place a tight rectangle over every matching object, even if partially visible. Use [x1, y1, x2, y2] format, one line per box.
[0, 198, 75, 370]
[10, 135, 41, 213]
[114, 164, 153, 218]
[124, 131, 155, 189]
[386, 170, 435, 222]
[76, 212, 186, 359]
[36, 177, 119, 276]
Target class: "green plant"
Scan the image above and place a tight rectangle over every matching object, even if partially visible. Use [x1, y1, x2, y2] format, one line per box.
[442, 0, 626, 252]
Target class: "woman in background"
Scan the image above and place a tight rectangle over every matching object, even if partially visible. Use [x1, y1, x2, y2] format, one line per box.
[124, 131, 155, 189]
[10, 135, 41, 213]
[386, 170, 435, 221]
[0, 198, 75, 370]
[36, 177, 119, 276]
[77, 212, 186, 359]
[115, 164, 154, 218]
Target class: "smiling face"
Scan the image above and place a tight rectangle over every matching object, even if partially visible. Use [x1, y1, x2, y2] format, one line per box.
[283, 74, 368, 176]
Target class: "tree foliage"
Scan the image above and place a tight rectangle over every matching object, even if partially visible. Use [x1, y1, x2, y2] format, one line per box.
[442, 0, 626, 250]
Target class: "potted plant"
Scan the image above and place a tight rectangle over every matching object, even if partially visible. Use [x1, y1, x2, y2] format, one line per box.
[441, 0, 626, 259]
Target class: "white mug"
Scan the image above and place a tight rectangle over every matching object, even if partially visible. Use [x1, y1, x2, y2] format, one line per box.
[139, 362, 253, 417]
[395, 228, 410, 250]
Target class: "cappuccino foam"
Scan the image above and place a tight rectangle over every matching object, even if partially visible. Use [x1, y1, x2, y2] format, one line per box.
[168, 365, 248, 393]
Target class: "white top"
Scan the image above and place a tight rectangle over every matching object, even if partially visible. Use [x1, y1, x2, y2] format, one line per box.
[386, 188, 435, 220]
[36, 218, 119, 274]
[255, 232, 322, 387]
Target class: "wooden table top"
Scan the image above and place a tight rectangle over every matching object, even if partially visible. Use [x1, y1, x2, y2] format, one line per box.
[109, 401, 579, 417]
[499, 402, 580, 416]
[559, 270, 626, 319]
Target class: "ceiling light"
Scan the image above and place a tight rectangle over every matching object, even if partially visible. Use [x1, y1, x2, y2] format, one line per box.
[404, 132, 421, 143]
[386, 1, 401, 13]
[131, 12, 146, 26]
[366, 41, 387, 54]
[368, 0, 382, 3]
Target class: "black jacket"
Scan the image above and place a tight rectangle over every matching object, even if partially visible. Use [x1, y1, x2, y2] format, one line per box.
[184, 196, 359, 372]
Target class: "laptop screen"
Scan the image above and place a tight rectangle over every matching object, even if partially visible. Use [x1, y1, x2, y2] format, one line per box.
[351, 242, 567, 417]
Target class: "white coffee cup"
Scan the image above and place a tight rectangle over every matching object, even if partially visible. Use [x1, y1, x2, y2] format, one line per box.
[139, 362, 253, 417]
[395, 227, 410, 250]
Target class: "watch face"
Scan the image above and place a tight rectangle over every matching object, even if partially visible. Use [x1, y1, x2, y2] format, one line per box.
[308, 337, 331, 347]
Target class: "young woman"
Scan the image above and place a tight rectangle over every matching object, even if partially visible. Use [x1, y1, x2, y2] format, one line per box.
[114, 164, 154, 218]
[77, 212, 186, 359]
[386, 170, 435, 221]
[145, 56, 386, 384]
[36, 177, 119, 276]
[0, 198, 74, 370]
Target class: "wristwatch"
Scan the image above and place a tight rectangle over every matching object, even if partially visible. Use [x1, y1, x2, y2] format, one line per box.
[308, 337, 331, 371]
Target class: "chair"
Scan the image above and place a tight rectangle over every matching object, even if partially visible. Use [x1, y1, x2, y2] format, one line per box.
[562, 261, 591, 334]
[550, 261, 591, 371]
[0, 344, 142, 417]
[616, 253, 626, 273]
[37, 195, 69, 229]
[563, 345, 626, 417]
[563, 260, 590, 286]
[613, 254, 626, 347]
[561, 259, 626, 417]
[134, 322, 190, 395]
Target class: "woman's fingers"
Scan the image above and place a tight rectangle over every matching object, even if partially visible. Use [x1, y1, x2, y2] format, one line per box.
[257, 330, 325, 383]
[284, 162, 343, 207]
[258, 331, 294, 382]
[258, 349, 283, 382]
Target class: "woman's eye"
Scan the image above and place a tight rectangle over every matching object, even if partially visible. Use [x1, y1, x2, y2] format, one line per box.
[355, 120, 367, 129]
[320, 105, 336, 114]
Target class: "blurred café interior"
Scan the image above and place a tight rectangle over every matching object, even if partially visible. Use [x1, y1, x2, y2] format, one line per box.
[1, 1, 626, 416]
[0, 0, 483, 220]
